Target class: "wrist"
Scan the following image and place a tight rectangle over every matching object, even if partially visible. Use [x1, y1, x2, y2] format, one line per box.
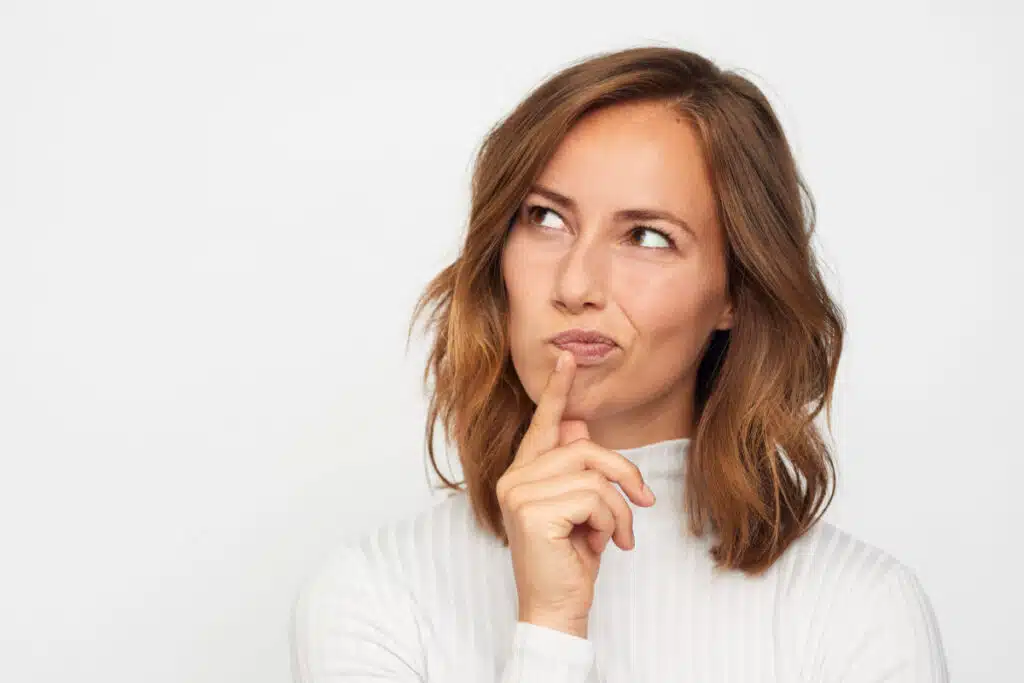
[518, 609, 589, 639]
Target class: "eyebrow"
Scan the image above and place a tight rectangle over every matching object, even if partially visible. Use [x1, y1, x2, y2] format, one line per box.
[527, 184, 697, 239]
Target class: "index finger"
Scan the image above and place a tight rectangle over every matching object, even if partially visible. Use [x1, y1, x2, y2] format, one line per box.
[517, 350, 577, 463]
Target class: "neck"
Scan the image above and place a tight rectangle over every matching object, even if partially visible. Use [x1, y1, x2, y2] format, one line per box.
[617, 436, 691, 481]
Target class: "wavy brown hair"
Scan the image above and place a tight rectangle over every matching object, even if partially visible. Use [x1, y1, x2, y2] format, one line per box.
[406, 45, 845, 575]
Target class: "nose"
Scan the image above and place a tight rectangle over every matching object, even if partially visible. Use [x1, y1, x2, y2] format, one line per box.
[553, 232, 607, 313]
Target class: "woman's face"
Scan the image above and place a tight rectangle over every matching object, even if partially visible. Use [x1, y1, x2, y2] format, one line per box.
[501, 99, 734, 448]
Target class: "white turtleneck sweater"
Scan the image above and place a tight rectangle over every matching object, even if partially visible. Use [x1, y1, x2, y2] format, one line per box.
[290, 438, 949, 682]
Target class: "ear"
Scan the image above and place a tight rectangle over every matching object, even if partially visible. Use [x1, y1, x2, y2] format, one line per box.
[715, 299, 735, 331]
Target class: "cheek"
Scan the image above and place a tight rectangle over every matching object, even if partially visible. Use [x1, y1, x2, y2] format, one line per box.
[608, 285, 710, 409]
[502, 235, 553, 326]
[615, 268, 719, 355]
[617, 267, 691, 328]
[502, 233, 535, 304]
[501, 240, 546, 398]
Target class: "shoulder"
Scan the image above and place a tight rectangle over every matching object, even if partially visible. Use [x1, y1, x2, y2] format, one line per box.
[776, 519, 934, 614]
[290, 491, 500, 637]
[346, 490, 501, 577]
[294, 490, 488, 604]
[775, 520, 950, 680]
[776, 519, 906, 597]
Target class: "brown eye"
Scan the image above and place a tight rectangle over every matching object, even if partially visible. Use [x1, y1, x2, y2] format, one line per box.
[524, 204, 566, 231]
[628, 226, 675, 250]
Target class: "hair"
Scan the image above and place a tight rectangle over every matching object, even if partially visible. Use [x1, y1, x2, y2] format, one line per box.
[406, 45, 845, 575]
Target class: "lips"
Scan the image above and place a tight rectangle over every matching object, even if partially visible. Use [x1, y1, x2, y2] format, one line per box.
[548, 328, 618, 365]
[549, 329, 617, 346]
[553, 341, 616, 359]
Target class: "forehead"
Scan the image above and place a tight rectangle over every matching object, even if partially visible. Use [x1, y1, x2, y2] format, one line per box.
[533, 101, 717, 233]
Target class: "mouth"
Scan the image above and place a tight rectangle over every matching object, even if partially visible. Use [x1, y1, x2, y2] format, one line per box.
[548, 328, 619, 366]
[551, 341, 618, 365]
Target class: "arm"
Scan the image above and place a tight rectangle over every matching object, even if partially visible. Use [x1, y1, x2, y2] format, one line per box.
[290, 543, 605, 683]
[825, 563, 950, 682]
[289, 543, 425, 683]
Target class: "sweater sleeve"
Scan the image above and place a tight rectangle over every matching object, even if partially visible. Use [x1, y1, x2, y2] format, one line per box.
[289, 543, 426, 682]
[825, 563, 950, 682]
[291, 543, 603, 683]
[499, 621, 602, 683]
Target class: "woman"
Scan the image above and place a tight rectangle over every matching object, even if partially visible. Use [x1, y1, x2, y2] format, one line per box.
[290, 46, 949, 682]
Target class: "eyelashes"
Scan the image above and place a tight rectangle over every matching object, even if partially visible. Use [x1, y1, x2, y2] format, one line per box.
[520, 203, 678, 251]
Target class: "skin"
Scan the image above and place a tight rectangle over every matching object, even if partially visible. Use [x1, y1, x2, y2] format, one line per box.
[501, 99, 735, 450]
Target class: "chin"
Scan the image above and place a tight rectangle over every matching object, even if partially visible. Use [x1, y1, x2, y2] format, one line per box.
[561, 394, 611, 422]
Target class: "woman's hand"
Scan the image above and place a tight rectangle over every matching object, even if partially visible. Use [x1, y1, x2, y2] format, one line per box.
[496, 350, 656, 639]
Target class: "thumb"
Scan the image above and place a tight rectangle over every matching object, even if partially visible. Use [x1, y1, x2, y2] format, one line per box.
[558, 418, 590, 447]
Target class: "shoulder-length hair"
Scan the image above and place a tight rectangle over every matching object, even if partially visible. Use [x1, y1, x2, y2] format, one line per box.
[407, 45, 845, 575]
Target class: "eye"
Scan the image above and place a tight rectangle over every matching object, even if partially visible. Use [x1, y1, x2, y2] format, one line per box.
[628, 226, 676, 250]
[521, 203, 677, 251]
[523, 204, 566, 231]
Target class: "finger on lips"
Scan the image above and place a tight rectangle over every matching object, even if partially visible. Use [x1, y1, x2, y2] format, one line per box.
[500, 348, 657, 556]
[516, 350, 577, 464]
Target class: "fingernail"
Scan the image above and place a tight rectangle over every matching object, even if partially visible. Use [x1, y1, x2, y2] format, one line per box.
[642, 483, 655, 503]
[556, 353, 566, 371]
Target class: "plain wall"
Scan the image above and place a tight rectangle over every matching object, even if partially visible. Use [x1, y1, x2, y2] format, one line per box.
[1, 0, 1020, 681]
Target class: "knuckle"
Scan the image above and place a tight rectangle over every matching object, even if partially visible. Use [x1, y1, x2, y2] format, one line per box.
[623, 457, 644, 480]
[600, 475, 625, 501]
[620, 499, 635, 526]
[582, 469, 606, 488]
[503, 485, 526, 512]
[606, 483, 633, 521]
[594, 509, 615, 533]
[609, 451, 646, 494]
[495, 474, 513, 502]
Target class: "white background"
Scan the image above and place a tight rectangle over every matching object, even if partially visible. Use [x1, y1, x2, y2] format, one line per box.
[1, 1, 1020, 681]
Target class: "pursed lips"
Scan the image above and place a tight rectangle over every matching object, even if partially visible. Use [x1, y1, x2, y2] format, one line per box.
[548, 329, 619, 365]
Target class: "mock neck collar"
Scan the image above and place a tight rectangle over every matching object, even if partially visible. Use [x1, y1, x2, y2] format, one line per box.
[615, 437, 690, 480]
